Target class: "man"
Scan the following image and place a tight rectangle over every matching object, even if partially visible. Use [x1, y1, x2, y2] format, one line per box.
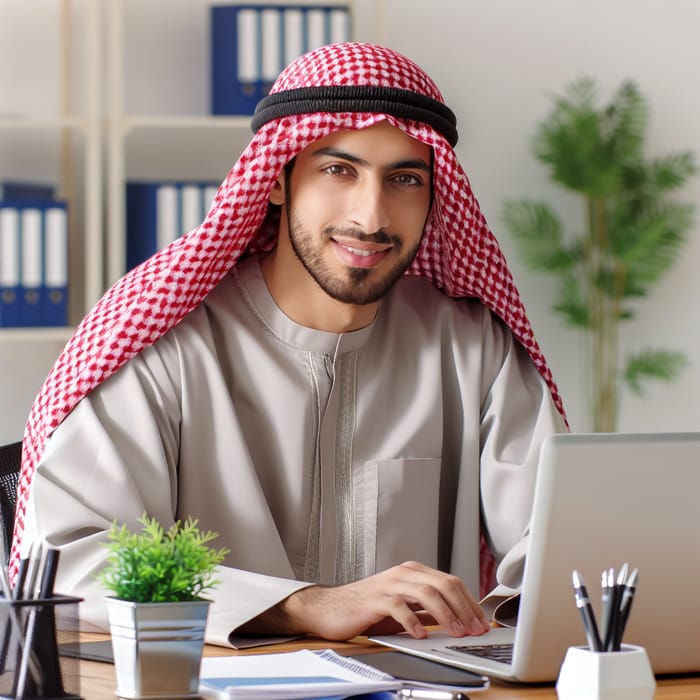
[13, 43, 567, 645]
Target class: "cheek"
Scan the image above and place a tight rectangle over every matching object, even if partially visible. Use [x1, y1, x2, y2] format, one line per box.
[294, 184, 345, 225]
[392, 198, 431, 241]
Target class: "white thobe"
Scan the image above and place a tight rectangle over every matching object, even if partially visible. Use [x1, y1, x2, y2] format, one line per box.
[22, 255, 566, 645]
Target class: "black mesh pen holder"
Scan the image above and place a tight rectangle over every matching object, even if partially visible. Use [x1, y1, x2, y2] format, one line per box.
[0, 595, 82, 699]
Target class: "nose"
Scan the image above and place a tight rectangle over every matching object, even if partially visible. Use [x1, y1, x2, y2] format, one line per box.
[348, 178, 390, 233]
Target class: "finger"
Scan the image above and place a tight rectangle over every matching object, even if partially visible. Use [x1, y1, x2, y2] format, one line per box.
[394, 563, 490, 635]
[401, 561, 488, 625]
[380, 595, 430, 639]
[414, 610, 438, 626]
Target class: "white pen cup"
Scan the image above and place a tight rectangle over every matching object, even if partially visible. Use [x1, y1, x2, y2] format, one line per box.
[556, 644, 656, 700]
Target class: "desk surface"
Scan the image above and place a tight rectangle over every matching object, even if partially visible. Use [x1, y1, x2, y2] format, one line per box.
[76, 634, 700, 699]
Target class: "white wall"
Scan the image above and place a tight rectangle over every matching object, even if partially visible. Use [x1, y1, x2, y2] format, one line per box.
[379, 0, 700, 433]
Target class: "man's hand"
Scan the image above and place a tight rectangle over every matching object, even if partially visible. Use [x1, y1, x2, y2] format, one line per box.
[238, 561, 490, 641]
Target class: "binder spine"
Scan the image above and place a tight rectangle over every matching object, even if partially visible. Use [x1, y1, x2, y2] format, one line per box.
[211, 3, 351, 116]
[0, 204, 21, 328]
[155, 184, 179, 252]
[0, 200, 69, 327]
[19, 206, 44, 327]
[126, 182, 219, 271]
[43, 203, 69, 327]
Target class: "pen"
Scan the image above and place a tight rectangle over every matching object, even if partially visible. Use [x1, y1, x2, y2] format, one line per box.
[607, 563, 629, 652]
[616, 567, 638, 649]
[600, 568, 613, 652]
[38, 548, 60, 599]
[399, 688, 470, 700]
[600, 567, 615, 651]
[572, 570, 602, 651]
[24, 543, 43, 600]
[0, 556, 29, 674]
[13, 556, 30, 602]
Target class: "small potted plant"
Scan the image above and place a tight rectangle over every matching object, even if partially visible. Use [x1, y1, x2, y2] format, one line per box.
[97, 514, 228, 699]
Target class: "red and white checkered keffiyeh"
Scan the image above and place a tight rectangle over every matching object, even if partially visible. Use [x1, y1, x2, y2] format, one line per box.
[10, 43, 566, 590]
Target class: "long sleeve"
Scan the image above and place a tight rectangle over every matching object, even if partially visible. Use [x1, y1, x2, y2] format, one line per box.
[475, 322, 568, 612]
[21, 353, 312, 644]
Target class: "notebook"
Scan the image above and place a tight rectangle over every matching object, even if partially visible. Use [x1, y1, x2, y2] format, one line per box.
[371, 431, 700, 682]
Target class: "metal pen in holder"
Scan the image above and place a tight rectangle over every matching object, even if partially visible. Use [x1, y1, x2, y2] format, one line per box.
[0, 546, 83, 699]
[0, 594, 82, 699]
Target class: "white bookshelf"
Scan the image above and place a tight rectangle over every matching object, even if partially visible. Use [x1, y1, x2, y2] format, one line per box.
[0, 0, 103, 317]
[0, 0, 383, 441]
[0, 0, 102, 441]
[103, 0, 366, 288]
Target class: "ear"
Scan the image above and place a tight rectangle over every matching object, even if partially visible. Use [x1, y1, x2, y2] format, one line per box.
[269, 172, 286, 206]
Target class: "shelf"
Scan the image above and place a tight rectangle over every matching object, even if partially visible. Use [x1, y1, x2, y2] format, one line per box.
[121, 115, 252, 131]
[0, 115, 87, 129]
[0, 326, 73, 343]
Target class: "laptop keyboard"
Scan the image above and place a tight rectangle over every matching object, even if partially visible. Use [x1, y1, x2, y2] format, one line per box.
[445, 643, 514, 664]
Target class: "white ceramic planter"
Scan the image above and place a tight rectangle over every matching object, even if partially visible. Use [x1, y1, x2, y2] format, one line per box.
[105, 597, 210, 699]
[556, 644, 656, 700]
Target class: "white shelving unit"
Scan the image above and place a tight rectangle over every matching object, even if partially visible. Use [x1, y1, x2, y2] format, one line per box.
[0, 0, 382, 442]
[0, 0, 103, 318]
[0, 0, 103, 441]
[103, 0, 359, 288]
[104, 1, 272, 287]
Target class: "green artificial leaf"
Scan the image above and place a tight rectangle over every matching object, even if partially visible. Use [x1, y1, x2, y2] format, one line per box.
[599, 80, 647, 168]
[621, 152, 697, 198]
[532, 77, 648, 197]
[501, 200, 576, 272]
[97, 514, 230, 603]
[552, 274, 590, 328]
[621, 203, 693, 288]
[622, 349, 688, 395]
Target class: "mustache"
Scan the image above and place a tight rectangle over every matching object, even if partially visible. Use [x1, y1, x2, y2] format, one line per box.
[325, 226, 396, 246]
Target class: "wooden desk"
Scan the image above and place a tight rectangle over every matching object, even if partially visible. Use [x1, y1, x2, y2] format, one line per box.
[75, 634, 700, 699]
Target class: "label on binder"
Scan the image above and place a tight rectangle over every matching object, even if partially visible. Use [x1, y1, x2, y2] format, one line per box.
[43, 204, 68, 327]
[0, 205, 21, 327]
[20, 207, 43, 327]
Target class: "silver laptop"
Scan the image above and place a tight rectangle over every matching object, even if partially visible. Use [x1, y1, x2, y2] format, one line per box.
[371, 431, 700, 682]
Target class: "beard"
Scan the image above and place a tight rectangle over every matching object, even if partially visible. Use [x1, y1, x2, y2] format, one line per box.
[287, 213, 421, 306]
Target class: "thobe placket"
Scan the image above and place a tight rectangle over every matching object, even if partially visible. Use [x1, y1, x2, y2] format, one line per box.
[315, 335, 359, 586]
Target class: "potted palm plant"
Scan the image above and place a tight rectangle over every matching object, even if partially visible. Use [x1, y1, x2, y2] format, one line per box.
[97, 514, 228, 699]
[503, 76, 696, 431]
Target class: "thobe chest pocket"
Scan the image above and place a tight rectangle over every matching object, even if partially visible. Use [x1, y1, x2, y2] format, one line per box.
[357, 458, 441, 575]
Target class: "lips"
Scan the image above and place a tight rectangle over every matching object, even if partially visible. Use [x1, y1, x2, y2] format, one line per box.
[333, 239, 391, 268]
[341, 245, 377, 257]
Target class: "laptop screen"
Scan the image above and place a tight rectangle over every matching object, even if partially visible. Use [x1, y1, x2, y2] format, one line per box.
[513, 431, 700, 679]
[372, 432, 700, 682]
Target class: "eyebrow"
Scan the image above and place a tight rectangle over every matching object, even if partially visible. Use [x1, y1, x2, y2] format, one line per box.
[311, 146, 431, 172]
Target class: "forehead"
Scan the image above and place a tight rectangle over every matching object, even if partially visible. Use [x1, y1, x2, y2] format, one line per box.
[300, 121, 432, 164]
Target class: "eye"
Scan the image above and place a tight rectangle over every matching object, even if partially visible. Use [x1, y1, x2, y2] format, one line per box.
[322, 163, 353, 177]
[392, 172, 425, 187]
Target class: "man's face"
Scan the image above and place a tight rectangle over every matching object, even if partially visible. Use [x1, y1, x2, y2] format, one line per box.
[276, 121, 433, 306]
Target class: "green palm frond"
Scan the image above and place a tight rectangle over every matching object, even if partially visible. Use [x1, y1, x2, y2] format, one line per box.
[501, 200, 577, 271]
[600, 80, 647, 166]
[623, 349, 688, 395]
[619, 203, 693, 288]
[621, 152, 697, 199]
[532, 77, 648, 197]
[552, 274, 590, 328]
